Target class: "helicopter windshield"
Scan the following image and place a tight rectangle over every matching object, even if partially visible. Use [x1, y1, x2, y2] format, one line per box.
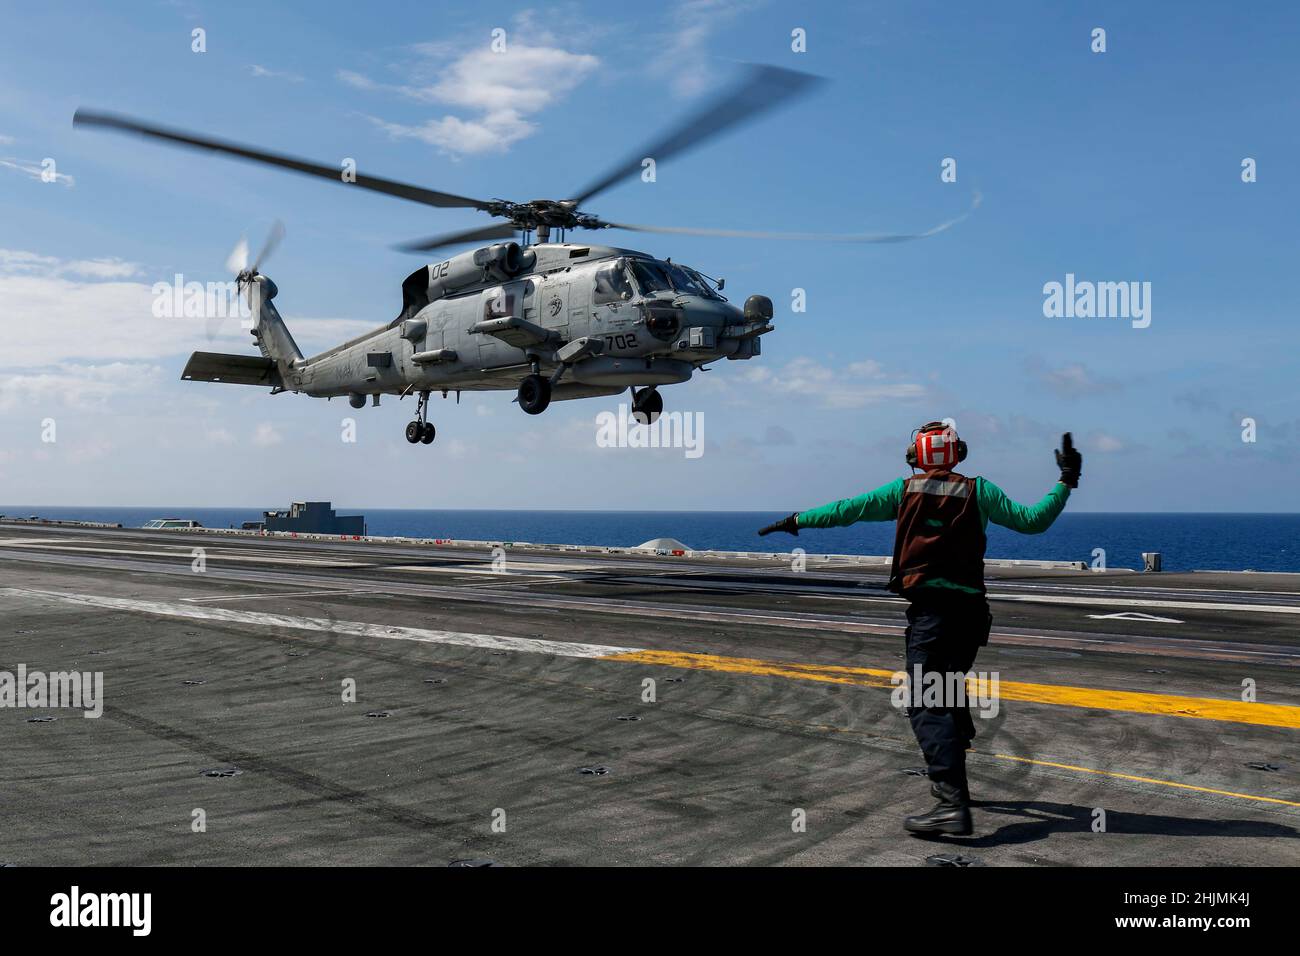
[665, 262, 721, 299]
[629, 259, 722, 299]
[629, 259, 673, 294]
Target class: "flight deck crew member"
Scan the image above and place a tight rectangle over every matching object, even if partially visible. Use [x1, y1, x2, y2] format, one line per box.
[758, 422, 1082, 836]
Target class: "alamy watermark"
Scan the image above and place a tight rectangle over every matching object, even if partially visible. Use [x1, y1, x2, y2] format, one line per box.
[1043, 273, 1151, 329]
[152, 274, 257, 324]
[890, 666, 1000, 719]
[596, 404, 704, 459]
[50, 886, 150, 936]
[1, 665, 103, 717]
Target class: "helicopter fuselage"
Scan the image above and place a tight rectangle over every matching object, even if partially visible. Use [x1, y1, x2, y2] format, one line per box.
[275, 242, 773, 406]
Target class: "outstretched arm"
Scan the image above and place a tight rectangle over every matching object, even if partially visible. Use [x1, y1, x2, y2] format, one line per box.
[797, 477, 906, 529]
[978, 478, 1070, 534]
[756, 478, 905, 536]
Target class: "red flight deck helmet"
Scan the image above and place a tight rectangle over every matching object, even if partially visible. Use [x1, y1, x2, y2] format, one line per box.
[905, 421, 968, 470]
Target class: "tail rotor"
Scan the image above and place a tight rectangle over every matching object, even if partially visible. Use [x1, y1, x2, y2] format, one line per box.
[208, 220, 284, 342]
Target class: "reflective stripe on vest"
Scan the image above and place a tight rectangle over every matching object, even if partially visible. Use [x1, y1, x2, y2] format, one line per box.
[906, 477, 970, 498]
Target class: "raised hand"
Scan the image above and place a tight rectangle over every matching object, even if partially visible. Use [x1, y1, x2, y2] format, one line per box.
[1055, 433, 1082, 488]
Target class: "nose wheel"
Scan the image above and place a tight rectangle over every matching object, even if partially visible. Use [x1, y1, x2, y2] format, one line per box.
[631, 387, 663, 424]
[405, 391, 436, 445]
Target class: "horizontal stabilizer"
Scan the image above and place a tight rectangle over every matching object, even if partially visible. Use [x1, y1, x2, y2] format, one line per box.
[182, 351, 284, 387]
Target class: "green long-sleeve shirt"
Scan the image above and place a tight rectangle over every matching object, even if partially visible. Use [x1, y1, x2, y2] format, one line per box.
[797, 476, 1071, 593]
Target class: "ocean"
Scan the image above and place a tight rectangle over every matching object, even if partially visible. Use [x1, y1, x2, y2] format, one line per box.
[2, 505, 1298, 573]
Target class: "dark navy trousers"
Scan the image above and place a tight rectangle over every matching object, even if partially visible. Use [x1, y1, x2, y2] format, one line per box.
[903, 592, 993, 795]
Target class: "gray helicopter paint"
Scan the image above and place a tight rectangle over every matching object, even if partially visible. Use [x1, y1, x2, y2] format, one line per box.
[224, 241, 770, 402]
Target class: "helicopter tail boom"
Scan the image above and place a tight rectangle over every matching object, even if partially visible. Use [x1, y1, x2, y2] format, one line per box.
[244, 276, 304, 381]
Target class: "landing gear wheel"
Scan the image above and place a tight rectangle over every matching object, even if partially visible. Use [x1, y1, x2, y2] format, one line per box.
[632, 387, 663, 425]
[518, 374, 552, 415]
[405, 421, 423, 444]
[420, 422, 436, 444]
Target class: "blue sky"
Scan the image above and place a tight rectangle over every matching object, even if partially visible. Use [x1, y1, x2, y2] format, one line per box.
[1, 0, 1298, 512]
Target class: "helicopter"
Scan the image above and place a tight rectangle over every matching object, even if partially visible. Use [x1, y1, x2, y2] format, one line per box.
[74, 65, 974, 446]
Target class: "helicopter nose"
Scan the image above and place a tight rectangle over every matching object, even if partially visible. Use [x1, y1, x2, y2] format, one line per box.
[744, 294, 773, 323]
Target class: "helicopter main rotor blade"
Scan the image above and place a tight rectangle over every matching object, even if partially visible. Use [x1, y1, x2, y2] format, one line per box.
[73, 109, 494, 212]
[594, 192, 982, 244]
[567, 64, 823, 208]
[395, 222, 518, 255]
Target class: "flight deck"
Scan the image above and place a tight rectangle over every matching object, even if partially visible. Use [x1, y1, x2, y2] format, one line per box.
[0, 519, 1296, 867]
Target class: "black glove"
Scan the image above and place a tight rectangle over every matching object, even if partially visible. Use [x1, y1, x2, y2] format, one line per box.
[758, 513, 800, 536]
[1055, 432, 1082, 488]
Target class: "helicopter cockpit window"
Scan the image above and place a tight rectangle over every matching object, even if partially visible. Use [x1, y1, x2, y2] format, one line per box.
[666, 262, 722, 299]
[629, 259, 719, 298]
[592, 261, 633, 305]
[628, 259, 674, 294]
[682, 266, 724, 300]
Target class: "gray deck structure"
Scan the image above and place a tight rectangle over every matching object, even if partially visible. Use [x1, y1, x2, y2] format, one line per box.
[0, 520, 1296, 866]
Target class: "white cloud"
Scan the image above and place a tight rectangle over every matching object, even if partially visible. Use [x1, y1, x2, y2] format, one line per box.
[62, 258, 141, 279]
[1026, 357, 1121, 399]
[252, 422, 283, 447]
[0, 362, 164, 410]
[663, 0, 754, 96]
[341, 36, 599, 156]
[65, 435, 118, 465]
[367, 111, 535, 156]
[336, 70, 377, 92]
[0, 249, 60, 272]
[424, 45, 596, 114]
[735, 357, 926, 409]
[248, 64, 304, 83]
[1088, 431, 1125, 453]
[735, 423, 795, 449]
[0, 248, 376, 367]
[0, 250, 138, 278]
[0, 259, 214, 365]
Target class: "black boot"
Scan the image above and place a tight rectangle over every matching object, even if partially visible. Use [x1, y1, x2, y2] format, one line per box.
[906, 781, 972, 836]
[931, 780, 979, 807]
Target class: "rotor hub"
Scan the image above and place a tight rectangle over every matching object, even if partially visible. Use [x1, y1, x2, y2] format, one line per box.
[484, 199, 602, 233]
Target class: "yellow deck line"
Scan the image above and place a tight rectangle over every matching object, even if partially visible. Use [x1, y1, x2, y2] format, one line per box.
[604, 649, 1300, 729]
[992, 754, 1300, 808]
